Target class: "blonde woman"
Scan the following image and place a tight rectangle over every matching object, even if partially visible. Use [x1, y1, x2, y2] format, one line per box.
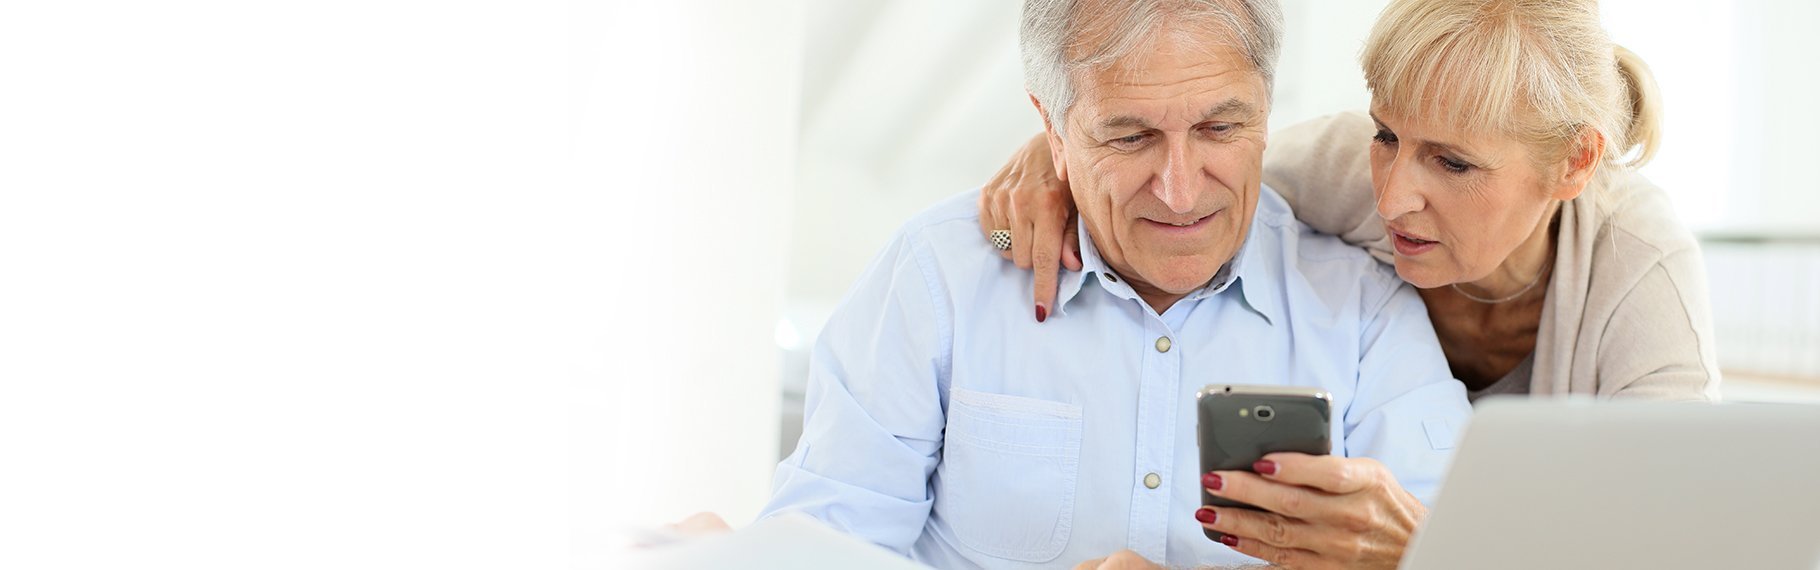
[981, 0, 1722, 568]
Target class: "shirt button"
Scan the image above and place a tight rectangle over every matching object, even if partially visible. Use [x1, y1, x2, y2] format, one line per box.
[1155, 336, 1172, 353]
[1144, 472, 1161, 489]
[1106, 273, 1119, 283]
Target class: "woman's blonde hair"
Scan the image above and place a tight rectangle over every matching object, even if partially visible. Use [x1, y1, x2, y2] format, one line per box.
[1360, 0, 1662, 177]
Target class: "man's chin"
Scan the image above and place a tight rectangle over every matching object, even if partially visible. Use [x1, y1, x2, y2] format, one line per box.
[1133, 266, 1222, 294]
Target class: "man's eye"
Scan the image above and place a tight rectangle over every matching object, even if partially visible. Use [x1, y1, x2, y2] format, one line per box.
[1109, 133, 1150, 149]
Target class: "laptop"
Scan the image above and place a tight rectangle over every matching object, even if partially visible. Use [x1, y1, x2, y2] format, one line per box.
[1400, 398, 1820, 570]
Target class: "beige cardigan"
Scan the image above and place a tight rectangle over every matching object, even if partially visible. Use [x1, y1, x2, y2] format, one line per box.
[1261, 112, 1721, 400]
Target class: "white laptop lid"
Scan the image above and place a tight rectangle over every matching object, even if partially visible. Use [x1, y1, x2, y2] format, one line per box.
[1401, 398, 1820, 570]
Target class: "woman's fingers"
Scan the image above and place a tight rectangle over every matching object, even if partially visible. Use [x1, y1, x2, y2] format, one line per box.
[1200, 506, 1367, 560]
[1028, 193, 1069, 320]
[1257, 453, 1384, 495]
[1222, 534, 1327, 570]
[1010, 202, 1035, 270]
[1206, 470, 1345, 523]
[1202, 462, 1424, 569]
[979, 146, 1021, 260]
[1198, 506, 1313, 551]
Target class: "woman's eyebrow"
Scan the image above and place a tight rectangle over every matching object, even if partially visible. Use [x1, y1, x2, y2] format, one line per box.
[1369, 111, 1484, 159]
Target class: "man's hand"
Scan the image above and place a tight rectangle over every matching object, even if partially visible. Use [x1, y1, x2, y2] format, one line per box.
[1197, 453, 1427, 570]
[1073, 549, 1166, 570]
[666, 511, 732, 537]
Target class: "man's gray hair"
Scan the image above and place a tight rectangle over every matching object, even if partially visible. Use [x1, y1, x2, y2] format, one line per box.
[1020, 0, 1284, 134]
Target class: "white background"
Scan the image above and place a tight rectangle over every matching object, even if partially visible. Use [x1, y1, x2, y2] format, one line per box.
[1, 1, 1814, 569]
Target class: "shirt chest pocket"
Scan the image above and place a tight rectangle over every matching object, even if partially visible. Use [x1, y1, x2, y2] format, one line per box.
[934, 388, 1083, 563]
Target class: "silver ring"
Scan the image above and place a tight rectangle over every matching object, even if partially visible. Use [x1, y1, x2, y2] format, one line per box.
[989, 229, 1013, 251]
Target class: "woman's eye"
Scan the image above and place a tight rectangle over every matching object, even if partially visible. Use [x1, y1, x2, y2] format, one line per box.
[1371, 129, 1398, 145]
[1436, 156, 1471, 173]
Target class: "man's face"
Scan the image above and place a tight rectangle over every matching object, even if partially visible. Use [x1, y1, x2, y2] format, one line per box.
[1042, 31, 1269, 308]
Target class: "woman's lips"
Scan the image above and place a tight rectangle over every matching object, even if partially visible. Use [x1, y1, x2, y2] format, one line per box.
[1390, 228, 1438, 256]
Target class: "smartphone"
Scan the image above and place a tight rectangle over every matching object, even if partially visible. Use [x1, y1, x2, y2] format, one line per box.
[1196, 384, 1333, 542]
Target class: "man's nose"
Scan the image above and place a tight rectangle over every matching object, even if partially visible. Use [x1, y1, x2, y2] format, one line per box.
[1376, 148, 1424, 221]
[1155, 138, 1197, 214]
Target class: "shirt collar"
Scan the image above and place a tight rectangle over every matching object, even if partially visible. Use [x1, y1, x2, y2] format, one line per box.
[1055, 216, 1277, 325]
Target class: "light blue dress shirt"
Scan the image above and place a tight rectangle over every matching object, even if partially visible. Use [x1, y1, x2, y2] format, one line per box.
[760, 186, 1471, 568]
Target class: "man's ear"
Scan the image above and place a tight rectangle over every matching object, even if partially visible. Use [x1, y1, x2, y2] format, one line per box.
[1552, 127, 1606, 201]
[1029, 92, 1070, 184]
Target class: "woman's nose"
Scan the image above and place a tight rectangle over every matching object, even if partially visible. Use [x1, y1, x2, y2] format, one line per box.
[1376, 150, 1423, 220]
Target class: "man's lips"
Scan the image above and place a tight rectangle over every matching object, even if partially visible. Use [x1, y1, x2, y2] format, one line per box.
[1142, 209, 1220, 230]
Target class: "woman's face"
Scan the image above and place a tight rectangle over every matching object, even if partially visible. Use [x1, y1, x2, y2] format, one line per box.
[1365, 103, 1562, 289]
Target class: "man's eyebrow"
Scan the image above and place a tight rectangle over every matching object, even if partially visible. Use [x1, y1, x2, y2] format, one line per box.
[1096, 115, 1152, 131]
[1096, 98, 1255, 131]
[1199, 98, 1253, 121]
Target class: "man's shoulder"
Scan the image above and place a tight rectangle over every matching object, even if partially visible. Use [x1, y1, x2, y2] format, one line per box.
[1250, 184, 1405, 303]
[896, 188, 987, 243]
[851, 188, 1006, 302]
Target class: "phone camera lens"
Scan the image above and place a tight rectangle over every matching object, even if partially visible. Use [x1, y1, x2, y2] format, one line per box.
[1254, 405, 1274, 421]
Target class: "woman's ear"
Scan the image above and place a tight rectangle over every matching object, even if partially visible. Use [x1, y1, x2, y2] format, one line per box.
[1030, 92, 1070, 184]
[1552, 127, 1606, 201]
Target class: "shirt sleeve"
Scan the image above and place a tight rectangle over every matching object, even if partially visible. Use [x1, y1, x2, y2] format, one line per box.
[1596, 250, 1722, 401]
[756, 227, 952, 555]
[1340, 279, 1473, 506]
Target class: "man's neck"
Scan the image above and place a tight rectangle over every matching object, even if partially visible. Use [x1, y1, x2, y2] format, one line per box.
[1131, 282, 1191, 315]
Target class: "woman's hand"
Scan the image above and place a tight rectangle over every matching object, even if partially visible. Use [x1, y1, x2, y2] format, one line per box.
[1197, 453, 1427, 570]
[979, 132, 1081, 322]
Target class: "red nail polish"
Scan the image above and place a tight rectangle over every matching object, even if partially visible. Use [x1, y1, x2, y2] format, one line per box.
[1195, 508, 1217, 524]
[1035, 304, 1048, 323]
[1202, 472, 1223, 491]
[1220, 535, 1239, 547]
[1253, 459, 1278, 476]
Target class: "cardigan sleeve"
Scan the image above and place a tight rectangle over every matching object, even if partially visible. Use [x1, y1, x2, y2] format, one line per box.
[1593, 246, 1723, 401]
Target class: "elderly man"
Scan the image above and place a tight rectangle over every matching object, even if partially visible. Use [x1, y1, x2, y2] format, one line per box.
[757, 0, 1471, 567]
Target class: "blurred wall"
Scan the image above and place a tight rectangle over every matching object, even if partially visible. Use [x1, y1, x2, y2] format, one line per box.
[577, 1, 804, 565]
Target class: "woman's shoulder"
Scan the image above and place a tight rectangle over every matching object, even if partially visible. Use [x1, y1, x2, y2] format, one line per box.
[1578, 171, 1703, 267]
[1550, 172, 1720, 401]
[1262, 111, 1391, 262]
[1262, 111, 1375, 210]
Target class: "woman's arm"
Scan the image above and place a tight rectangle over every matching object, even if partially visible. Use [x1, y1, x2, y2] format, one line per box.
[1595, 248, 1722, 400]
[978, 133, 1081, 321]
